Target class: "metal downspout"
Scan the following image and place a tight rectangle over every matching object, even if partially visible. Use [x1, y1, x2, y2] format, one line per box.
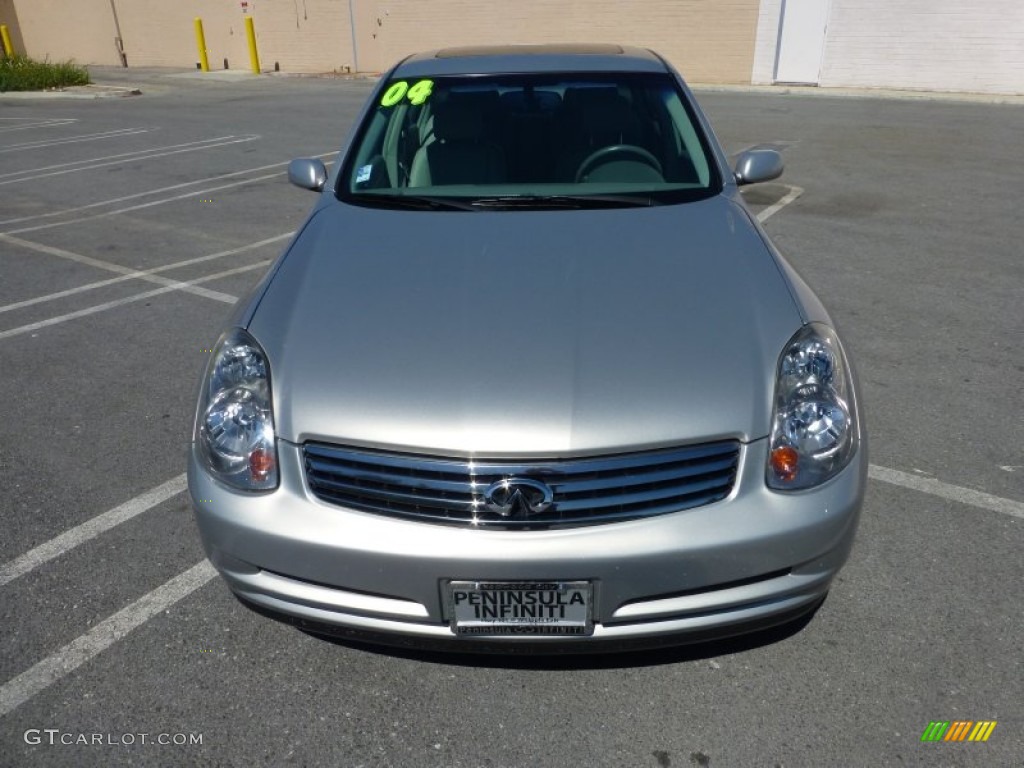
[347, 0, 360, 73]
[109, 0, 127, 67]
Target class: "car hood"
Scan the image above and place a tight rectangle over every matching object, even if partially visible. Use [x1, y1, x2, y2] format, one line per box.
[249, 196, 802, 456]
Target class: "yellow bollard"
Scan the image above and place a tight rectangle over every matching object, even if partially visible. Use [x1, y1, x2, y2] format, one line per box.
[1, 24, 15, 58]
[193, 18, 210, 72]
[244, 17, 260, 74]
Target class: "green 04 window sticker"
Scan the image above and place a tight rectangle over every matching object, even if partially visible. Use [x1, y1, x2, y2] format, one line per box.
[380, 79, 434, 107]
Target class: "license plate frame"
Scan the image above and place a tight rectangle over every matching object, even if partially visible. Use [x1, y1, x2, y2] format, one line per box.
[447, 580, 593, 637]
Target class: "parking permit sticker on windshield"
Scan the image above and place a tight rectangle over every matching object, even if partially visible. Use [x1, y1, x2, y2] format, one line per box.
[355, 164, 373, 184]
[379, 79, 434, 107]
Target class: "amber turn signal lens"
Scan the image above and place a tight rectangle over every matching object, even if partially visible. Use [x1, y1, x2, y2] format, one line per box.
[770, 445, 799, 483]
[249, 448, 276, 481]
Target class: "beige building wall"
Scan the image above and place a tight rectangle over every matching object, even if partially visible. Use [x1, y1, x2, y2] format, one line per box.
[7, 0, 757, 83]
[350, 1, 759, 82]
[249, 1, 356, 74]
[115, 2, 249, 71]
[7, 0, 356, 73]
[0, 0, 27, 56]
[8, 0, 122, 66]
[113, 1, 355, 73]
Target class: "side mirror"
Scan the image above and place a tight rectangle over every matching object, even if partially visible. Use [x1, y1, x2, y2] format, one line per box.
[288, 158, 328, 192]
[733, 149, 784, 186]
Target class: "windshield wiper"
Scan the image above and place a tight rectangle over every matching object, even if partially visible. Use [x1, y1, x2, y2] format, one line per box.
[348, 193, 657, 211]
[470, 194, 656, 209]
[348, 193, 479, 211]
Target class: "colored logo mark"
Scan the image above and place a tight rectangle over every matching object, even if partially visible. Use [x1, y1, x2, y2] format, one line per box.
[921, 721, 997, 742]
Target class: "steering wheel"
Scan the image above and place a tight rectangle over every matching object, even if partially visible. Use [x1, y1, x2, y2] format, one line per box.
[575, 144, 663, 183]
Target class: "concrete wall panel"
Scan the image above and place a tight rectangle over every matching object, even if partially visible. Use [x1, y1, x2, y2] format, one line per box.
[753, 0, 1024, 94]
[751, 0, 783, 84]
[820, 0, 1024, 94]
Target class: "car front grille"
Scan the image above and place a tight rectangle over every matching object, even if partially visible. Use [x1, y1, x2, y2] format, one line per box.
[303, 441, 740, 529]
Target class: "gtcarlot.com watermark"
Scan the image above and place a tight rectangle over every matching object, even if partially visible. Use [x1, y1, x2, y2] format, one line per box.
[24, 729, 203, 747]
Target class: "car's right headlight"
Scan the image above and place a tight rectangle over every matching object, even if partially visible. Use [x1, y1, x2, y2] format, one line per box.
[195, 328, 278, 491]
[767, 323, 858, 490]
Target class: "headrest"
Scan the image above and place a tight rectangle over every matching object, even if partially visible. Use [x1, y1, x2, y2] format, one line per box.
[433, 101, 483, 142]
[580, 92, 636, 139]
[562, 86, 619, 113]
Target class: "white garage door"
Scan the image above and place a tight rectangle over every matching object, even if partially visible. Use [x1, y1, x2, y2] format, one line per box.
[775, 0, 832, 85]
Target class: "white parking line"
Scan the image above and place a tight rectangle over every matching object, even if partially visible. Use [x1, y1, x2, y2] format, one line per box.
[0, 458, 1015, 717]
[750, 185, 1020, 515]
[0, 260, 270, 341]
[0, 135, 244, 179]
[2, 143, 1015, 724]
[0, 560, 217, 717]
[0, 153, 334, 228]
[0, 233, 241, 304]
[0, 118, 77, 133]
[5, 172, 285, 236]
[0, 475, 188, 587]
[869, 465, 1024, 519]
[0, 232, 293, 315]
[0, 127, 150, 154]
[0, 135, 260, 185]
[0, 135, 254, 179]
[756, 185, 804, 223]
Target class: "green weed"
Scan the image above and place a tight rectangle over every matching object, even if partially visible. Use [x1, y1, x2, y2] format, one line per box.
[0, 55, 90, 92]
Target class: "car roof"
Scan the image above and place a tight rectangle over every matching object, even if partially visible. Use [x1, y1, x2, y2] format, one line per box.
[392, 44, 670, 78]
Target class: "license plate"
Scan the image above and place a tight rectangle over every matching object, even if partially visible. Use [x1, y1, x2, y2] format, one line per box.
[448, 581, 593, 637]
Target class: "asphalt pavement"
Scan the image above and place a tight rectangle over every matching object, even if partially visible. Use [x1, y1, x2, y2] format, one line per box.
[0, 67, 1020, 767]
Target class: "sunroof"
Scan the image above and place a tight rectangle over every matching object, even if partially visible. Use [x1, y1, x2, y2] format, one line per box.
[435, 44, 625, 59]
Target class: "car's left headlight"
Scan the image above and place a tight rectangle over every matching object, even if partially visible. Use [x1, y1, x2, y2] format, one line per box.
[767, 323, 858, 490]
[196, 328, 278, 491]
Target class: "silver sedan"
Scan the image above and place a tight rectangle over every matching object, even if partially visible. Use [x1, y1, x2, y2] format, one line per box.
[188, 44, 866, 652]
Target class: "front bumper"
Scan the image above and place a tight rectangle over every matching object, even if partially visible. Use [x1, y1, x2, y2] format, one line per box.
[188, 438, 865, 650]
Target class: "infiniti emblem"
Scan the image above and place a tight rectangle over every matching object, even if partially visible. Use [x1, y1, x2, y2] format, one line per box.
[482, 478, 554, 518]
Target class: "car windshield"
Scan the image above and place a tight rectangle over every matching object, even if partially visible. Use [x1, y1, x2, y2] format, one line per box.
[338, 71, 721, 209]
